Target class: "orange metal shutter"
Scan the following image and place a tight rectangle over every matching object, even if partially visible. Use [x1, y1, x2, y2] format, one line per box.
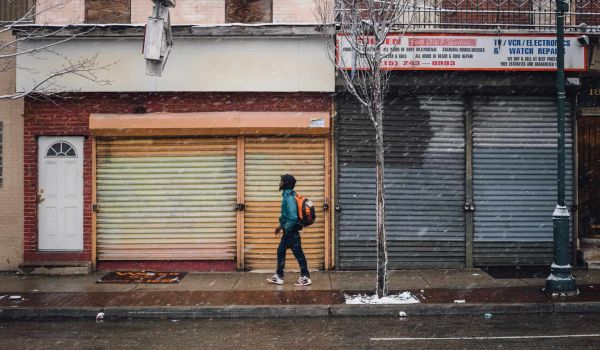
[243, 137, 326, 270]
[96, 138, 238, 260]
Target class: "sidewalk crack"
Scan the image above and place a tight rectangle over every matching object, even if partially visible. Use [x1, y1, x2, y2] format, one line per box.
[418, 270, 433, 288]
[231, 273, 241, 291]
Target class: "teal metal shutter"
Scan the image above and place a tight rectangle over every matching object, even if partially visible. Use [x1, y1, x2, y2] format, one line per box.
[337, 95, 466, 269]
[96, 138, 238, 260]
[472, 96, 574, 265]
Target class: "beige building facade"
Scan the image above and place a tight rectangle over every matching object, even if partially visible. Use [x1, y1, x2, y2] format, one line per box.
[0, 30, 24, 271]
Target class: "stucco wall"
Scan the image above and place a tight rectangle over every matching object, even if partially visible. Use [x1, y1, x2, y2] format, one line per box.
[0, 31, 24, 271]
[17, 37, 335, 93]
[131, 0, 225, 25]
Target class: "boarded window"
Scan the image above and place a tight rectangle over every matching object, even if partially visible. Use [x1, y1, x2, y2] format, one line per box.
[0, 0, 35, 22]
[86, 0, 131, 24]
[226, 0, 272, 23]
[0, 122, 3, 188]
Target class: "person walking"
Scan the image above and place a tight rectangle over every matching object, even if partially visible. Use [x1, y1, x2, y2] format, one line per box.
[267, 174, 312, 286]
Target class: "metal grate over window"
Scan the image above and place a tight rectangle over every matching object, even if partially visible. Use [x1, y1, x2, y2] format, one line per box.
[46, 141, 77, 158]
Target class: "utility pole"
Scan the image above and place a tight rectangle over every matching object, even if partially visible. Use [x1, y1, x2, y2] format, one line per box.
[143, 0, 176, 77]
[545, 0, 577, 294]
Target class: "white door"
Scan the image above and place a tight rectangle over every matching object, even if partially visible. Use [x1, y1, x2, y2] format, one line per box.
[38, 136, 84, 251]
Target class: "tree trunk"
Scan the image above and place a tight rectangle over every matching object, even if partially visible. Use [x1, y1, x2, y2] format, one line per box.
[375, 110, 387, 298]
[373, 49, 388, 299]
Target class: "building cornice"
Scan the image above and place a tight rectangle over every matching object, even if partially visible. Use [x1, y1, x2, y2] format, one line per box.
[10, 23, 331, 38]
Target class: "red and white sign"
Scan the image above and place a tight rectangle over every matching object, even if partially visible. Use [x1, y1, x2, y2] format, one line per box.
[337, 34, 587, 71]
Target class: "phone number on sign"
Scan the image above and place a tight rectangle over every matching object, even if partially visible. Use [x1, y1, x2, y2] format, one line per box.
[383, 60, 457, 67]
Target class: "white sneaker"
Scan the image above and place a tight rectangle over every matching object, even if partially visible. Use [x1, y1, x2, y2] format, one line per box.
[294, 276, 312, 286]
[267, 274, 284, 285]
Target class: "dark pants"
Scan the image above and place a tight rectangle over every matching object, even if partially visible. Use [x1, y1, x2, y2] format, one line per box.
[276, 231, 310, 278]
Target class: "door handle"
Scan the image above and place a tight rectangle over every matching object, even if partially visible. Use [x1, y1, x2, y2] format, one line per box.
[464, 202, 475, 212]
[37, 188, 45, 203]
[235, 203, 246, 211]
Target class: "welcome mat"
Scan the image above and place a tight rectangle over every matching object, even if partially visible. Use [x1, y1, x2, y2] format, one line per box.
[483, 266, 550, 279]
[97, 271, 187, 284]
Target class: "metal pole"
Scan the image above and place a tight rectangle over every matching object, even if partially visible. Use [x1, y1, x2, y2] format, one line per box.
[546, 0, 577, 294]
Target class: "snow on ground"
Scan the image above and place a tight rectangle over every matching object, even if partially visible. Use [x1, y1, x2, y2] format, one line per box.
[344, 292, 420, 305]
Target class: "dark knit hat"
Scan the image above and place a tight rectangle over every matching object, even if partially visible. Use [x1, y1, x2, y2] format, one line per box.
[280, 174, 296, 190]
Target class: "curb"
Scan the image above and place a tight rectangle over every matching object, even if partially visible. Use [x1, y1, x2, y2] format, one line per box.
[0, 305, 331, 320]
[329, 303, 554, 316]
[2, 302, 600, 320]
[553, 302, 600, 314]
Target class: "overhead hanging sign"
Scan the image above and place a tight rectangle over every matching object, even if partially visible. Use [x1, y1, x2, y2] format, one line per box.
[337, 34, 587, 72]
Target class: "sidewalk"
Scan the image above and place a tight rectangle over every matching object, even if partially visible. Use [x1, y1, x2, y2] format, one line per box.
[1, 269, 600, 319]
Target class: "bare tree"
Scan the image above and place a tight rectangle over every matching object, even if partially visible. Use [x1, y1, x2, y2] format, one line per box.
[315, 0, 414, 298]
[0, 0, 112, 100]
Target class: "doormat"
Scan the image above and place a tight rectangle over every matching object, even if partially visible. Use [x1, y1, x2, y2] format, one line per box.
[97, 271, 187, 284]
[483, 266, 550, 279]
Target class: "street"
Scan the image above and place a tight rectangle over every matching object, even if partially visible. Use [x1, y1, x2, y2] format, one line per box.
[1, 314, 599, 350]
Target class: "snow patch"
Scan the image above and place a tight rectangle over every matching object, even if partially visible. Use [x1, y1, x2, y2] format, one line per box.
[547, 273, 575, 281]
[551, 263, 572, 269]
[553, 205, 570, 217]
[345, 292, 420, 305]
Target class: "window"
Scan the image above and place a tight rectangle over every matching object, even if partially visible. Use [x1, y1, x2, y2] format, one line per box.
[0, 0, 35, 22]
[0, 122, 3, 188]
[86, 0, 131, 24]
[576, 0, 600, 26]
[46, 141, 77, 158]
[441, 0, 532, 26]
[226, 0, 272, 23]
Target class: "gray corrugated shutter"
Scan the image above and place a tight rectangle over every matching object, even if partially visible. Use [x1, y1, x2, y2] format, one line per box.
[337, 95, 466, 269]
[96, 138, 238, 260]
[472, 96, 573, 265]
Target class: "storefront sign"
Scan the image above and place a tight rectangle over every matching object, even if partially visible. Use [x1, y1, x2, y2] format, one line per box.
[337, 34, 587, 71]
[579, 79, 600, 107]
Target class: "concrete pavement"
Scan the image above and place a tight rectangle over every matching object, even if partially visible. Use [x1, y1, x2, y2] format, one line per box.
[1, 269, 600, 319]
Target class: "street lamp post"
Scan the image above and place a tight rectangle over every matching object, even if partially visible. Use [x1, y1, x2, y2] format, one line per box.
[545, 0, 577, 294]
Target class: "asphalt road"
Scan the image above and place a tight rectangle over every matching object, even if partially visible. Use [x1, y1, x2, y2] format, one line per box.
[1, 314, 600, 350]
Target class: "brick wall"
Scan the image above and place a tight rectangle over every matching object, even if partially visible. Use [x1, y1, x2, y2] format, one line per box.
[273, 0, 319, 23]
[131, 0, 225, 24]
[0, 31, 24, 271]
[35, 0, 85, 24]
[35, 0, 323, 25]
[131, 0, 322, 24]
[24, 92, 330, 263]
